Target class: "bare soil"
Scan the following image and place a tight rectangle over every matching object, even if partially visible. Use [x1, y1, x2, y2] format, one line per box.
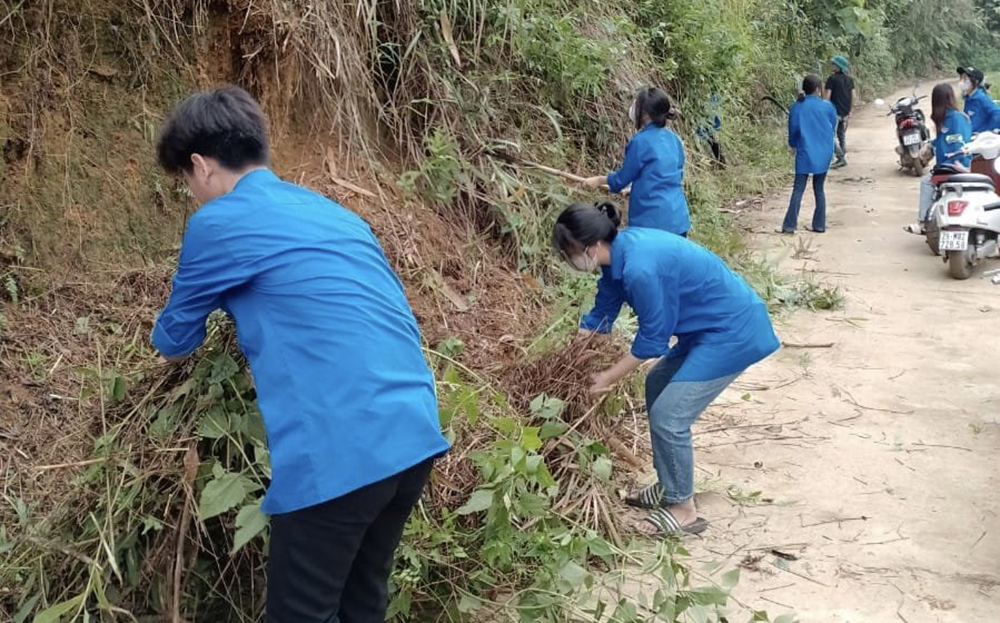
[683, 84, 1000, 621]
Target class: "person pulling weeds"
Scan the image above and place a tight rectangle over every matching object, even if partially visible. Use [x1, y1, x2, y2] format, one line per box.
[152, 85, 450, 623]
[556, 202, 779, 536]
[582, 87, 691, 236]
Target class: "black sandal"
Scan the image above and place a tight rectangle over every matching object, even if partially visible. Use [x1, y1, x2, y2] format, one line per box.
[625, 482, 665, 509]
[640, 507, 709, 537]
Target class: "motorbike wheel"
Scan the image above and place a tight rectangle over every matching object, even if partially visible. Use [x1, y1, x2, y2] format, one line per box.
[924, 219, 940, 256]
[947, 247, 976, 280]
[912, 159, 925, 177]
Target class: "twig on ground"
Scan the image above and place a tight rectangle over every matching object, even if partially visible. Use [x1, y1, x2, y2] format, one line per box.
[781, 341, 835, 349]
[971, 530, 987, 551]
[697, 435, 829, 449]
[760, 596, 795, 609]
[34, 457, 108, 471]
[835, 385, 914, 415]
[800, 515, 870, 528]
[769, 561, 830, 587]
[911, 442, 971, 452]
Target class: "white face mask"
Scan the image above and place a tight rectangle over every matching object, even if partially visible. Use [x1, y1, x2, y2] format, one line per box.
[628, 101, 637, 125]
[569, 247, 598, 273]
[960, 78, 973, 95]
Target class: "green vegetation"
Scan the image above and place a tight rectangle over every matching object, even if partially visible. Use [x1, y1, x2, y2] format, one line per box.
[0, 0, 998, 622]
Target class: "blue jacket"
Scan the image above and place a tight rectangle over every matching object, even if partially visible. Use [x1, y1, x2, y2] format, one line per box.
[788, 95, 838, 175]
[606, 124, 691, 235]
[933, 108, 972, 168]
[580, 228, 779, 382]
[963, 87, 1000, 134]
[153, 169, 450, 514]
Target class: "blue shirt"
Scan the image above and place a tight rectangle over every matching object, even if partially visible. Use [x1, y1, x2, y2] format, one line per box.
[580, 229, 780, 381]
[606, 124, 691, 235]
[933, 108, 972, 168]
[963, 87, 1000, 134]
[153, 169, 450, 515]
[788, 95, 838, 175]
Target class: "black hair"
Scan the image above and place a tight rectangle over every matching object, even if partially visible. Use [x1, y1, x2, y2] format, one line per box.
[633, 87, 678, 130]
[156, 85, 269, 175]
[796, 75, 823, 102]
[552, 201, 622, 258]
[931, 83, 959, 132]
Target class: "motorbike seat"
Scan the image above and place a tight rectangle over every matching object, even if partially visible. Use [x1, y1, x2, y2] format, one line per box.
[939, 173, 995, 185]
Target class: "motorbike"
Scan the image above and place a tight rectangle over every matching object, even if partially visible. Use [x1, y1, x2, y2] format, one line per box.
[886, 92, 933, 176]
[928, 131, 1000, 279]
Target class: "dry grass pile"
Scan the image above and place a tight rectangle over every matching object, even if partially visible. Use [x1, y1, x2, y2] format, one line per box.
[425, 337, 651, 543]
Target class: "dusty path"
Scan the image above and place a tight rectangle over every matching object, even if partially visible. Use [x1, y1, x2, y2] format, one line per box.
[685, 84, 1000, 621]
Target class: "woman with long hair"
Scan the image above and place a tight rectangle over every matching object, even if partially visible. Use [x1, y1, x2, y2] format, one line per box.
[904, 83, 972, 235]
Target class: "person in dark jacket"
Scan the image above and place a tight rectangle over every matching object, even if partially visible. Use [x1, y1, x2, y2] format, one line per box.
[583, 87, 691, 236]
[779, 75, 838, 234]
[825, 55, 855, 168]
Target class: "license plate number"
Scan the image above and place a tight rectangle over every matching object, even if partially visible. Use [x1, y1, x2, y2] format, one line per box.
[903, 132, 921, 146]
[939, 230, 969, 251]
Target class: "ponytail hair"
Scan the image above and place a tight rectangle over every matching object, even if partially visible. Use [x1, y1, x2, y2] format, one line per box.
[633, 87, 678, 130]
[552, 201, 622, 257]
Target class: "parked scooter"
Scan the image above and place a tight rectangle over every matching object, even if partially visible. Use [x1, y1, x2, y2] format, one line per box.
[928, 131, 1000, 279]
[885, 91, 933, 176]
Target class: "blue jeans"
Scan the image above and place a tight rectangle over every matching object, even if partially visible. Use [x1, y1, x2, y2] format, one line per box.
[782, 172, 827, 232]
[644, 355, 742, 504]
[918, 173, 935, 222]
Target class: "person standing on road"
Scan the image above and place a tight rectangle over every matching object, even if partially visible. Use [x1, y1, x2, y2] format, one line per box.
[152, 85, 450, 623]
[957, 66, 1000, 134]
[779, 75, 838, 234]
[904, 83, 972, 235]
[582, 86, 691, 237]
[556, 203, 779, 537]
[825, 55, 855, 168]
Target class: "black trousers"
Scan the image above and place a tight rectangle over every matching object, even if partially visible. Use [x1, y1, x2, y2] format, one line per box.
[266, 458, 435, 623]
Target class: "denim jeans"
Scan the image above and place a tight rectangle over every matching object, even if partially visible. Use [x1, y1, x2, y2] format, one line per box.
[918, 173, 935, 222]
[644, 355, 742, 504]
[782, 172, 827, 232]
[834, 116, 849, 160]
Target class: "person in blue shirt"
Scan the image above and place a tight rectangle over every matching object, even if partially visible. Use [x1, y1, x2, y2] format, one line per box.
[152, 85, 450, 623]
[779, 75, 838, 234]
[958, 67, 1000, 134]
[557, 203, 779, 536]
[583, 87, 691, 236]
[696, 93, 725, 166]
[904, 83, 972, 235]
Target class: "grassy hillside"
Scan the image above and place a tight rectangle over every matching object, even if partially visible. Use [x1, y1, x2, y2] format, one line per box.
[0, 1, 997, 621]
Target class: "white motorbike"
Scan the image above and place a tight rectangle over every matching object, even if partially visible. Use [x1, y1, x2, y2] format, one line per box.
[930, 131, 1000, 279]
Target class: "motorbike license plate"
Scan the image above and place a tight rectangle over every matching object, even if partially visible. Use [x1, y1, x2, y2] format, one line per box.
[903, 132, 921, 146]
[939, 230, 969, 251]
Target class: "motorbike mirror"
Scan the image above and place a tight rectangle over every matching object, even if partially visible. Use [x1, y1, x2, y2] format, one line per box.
[873, 98, 885, 106]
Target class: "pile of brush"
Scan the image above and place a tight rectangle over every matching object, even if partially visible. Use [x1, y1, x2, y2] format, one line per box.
[501, 335, 616, 424]
[429, 334, 650, 541]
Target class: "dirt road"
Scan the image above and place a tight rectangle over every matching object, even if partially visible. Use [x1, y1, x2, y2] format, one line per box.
[688, 84, 1000, 621]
